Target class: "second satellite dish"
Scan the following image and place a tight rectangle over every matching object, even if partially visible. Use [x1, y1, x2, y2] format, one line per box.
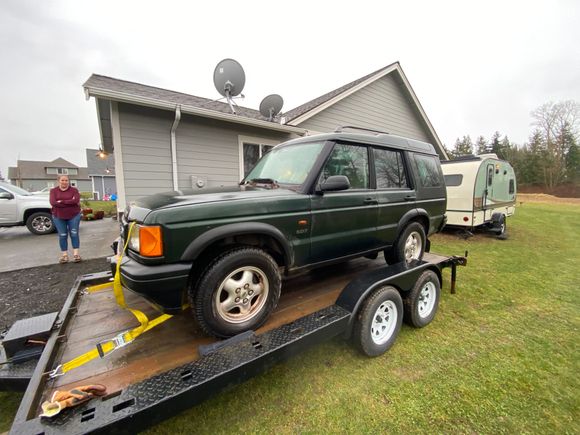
[214, 58, 246, 114]
[259, 94, 284, 121]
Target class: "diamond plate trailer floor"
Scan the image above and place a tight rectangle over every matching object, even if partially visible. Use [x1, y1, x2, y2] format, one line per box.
[4, 252, 466, 434]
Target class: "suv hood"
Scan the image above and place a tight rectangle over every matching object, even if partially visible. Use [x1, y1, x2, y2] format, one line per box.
[133, 185, 299, 211]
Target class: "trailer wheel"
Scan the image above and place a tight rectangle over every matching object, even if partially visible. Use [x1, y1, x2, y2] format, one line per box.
[191, 247, 281, 338]
[384, 222, 426, 264]
[494, 214, 506, 236]
[353, 286, 403, 357]
[26, 212, 55, 235]
[403, 270, 440, 328]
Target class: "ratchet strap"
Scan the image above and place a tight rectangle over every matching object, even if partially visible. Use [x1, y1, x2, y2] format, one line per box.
[49, 223, 174, 378]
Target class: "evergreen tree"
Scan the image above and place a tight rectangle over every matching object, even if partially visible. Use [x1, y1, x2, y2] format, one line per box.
[565, 136, 579, 183]
[452, 135, 473, 158]
[490, 131, 502, 156]
[475, 135, 487, 154]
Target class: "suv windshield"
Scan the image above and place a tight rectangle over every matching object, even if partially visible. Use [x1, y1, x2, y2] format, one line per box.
[0, 182, 32, 196]
[244, 142, 325, 185]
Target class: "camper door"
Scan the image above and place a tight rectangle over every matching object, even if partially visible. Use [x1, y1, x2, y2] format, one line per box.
[484, 163, 494, 221]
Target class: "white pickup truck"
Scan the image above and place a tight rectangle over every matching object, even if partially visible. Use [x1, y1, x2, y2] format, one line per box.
[0, 181, 55, 235]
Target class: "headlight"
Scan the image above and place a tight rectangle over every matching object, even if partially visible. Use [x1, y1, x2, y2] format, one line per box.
[128, 224, 163, 257]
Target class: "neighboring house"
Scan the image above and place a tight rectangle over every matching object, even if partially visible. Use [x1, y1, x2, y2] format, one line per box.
[8, 158, 91, 192]
[83, 61, 447, 212]
[86, 149, 116, 199]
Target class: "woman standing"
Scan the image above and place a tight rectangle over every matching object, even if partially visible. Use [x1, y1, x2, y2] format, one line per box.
[49, 175, 82, 263]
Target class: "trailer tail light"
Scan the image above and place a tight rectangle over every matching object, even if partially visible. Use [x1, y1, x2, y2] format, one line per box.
[128, 225, 163, 257]
[463, 216, 469, 222]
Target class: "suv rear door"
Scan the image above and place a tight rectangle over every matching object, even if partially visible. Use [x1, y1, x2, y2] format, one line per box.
[309, 143, 378, 262]
[372, 147, 416, 245]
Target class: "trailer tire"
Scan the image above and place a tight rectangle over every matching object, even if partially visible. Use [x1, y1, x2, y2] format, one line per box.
[384, 222, 426, 264]
[353, 286, 403, 357]
[191, 247, 281, 338]
[494, 214, 506, 236]
[403, 270, 440, 328]
[26, 212, 55, 235]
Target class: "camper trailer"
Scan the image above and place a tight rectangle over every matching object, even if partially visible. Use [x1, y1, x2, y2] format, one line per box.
[441, 154, 516, 235]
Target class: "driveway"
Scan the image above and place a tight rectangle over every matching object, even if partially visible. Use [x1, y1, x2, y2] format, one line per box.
[0, 217, 120, 272]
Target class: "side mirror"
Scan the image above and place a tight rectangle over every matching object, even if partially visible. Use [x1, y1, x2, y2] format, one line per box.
[319, 175, 350, 192]
[0, 192, 14, 200]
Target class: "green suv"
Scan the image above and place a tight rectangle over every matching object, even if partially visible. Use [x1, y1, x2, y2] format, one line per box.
[116, 129, 447, 337]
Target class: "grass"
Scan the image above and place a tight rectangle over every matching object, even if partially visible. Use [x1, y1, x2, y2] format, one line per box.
[82, 200, 117, 217]
[1, 202, 578, 433]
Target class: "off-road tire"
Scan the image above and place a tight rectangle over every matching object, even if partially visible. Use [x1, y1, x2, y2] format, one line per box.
[353, 286, 403, 357]
[403, 270, 440, 328]
[191, 247, 281, 338]
[384, 222, 426, 264]
[26, 212, 55, 235]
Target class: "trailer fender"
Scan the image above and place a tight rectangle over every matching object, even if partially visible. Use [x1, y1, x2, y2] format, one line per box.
[336, 261, 439, 338]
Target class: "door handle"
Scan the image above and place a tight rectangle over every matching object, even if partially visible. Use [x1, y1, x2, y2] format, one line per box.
[404, 195, 416, 201]
[363, 198, 378, 205]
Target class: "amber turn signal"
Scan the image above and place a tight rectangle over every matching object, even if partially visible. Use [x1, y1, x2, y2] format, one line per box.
[139, 226, 163, 257]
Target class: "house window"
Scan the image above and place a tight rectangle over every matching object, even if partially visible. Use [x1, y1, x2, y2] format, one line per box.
[239, 137, 279, 178]
[46, 167, 57, 175]
[373, 148, 408, 188]
[57, 168, 69, 175]
[69, 179, 78, 187]
[68, 168, 78, 175]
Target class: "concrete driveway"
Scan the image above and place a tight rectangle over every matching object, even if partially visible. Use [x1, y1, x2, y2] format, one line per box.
[0, 217, 120, 272]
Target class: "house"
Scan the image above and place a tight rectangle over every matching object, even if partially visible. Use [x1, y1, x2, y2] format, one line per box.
[86, 149, 116, 199]
[83, 61, 447, 212]
[8, 158, 91, 192]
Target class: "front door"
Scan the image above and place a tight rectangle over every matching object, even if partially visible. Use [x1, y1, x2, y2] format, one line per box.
[309, 143, 378, 263]
[0, 187, 18, 223]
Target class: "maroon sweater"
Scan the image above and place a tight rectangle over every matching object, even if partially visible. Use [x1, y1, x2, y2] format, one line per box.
[50, 186, 81, 219]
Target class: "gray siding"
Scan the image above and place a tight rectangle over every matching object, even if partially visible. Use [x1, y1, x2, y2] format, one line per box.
[297, 74, 431, 143]
[118, 104, 174, 200]
[91, 176, 116, 199]
[176, 115, 292, 190]
[118, 103, 294, 202]
[17, 179, 91, 193]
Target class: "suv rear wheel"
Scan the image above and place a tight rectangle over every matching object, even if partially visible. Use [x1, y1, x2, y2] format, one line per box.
[191, 247, 282, 337]
[26, 212, 55, 235]
[384, 222, 426, 264]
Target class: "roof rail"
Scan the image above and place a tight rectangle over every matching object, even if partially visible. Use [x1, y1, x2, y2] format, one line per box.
[334, 125, 390, 135]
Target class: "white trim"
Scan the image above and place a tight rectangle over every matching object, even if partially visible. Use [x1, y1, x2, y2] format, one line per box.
[237, 135, 281, 180]
[86, 86, 307, 135]
[110, 102, 127, 212]
[170, 106, 181, 190]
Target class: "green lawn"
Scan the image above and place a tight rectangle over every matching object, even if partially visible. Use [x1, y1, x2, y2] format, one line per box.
[1, 202, 578, 433]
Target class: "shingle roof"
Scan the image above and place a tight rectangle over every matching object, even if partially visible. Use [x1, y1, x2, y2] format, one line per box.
[9, 159, 89, 180]
[84, 75, 271, 121]
[86, 149, 116, 176]
[283, 62, 398, 122]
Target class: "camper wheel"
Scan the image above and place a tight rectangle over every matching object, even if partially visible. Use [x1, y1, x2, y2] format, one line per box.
[492, 213, 506, 236]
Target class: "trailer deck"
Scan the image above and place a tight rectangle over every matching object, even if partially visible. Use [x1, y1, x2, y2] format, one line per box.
[3, 252, 466, 434]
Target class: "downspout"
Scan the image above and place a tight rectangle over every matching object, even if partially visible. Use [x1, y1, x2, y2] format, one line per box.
[170, 105, 181, 191]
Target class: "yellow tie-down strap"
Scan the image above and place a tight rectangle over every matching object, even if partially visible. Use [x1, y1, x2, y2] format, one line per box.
[49, 223, 174, 378]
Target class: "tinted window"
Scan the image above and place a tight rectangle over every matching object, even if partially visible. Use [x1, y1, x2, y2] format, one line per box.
[509, 179, 515, 194]
[414, 155, 442, 187]
[487, 167, 493, 186]
[373, 148, 408, 188]
[321, 144, 369, 189]
[444, 174, 463, 186]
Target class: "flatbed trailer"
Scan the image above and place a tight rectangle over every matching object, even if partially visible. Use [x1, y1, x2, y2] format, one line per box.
[1, 252, 466, 434]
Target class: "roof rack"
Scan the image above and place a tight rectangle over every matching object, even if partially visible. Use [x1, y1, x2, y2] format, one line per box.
[334, 125, 390, 135]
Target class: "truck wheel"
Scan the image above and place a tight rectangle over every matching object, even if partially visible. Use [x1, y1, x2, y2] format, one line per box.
[26, 212, 55, 235]
[191, 247, 281, 338]
[353, 286, 403, 357]
[403, 270, 440, 328]
[384, 222, 426, 264]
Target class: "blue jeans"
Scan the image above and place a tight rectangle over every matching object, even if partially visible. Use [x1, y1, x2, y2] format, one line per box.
[53, 213, 81, 251]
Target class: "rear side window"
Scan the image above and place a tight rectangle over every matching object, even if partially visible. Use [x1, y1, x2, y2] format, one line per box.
[321, 144, 369, 189]
[444, 174, 463, 186]
[373, 148, 409, 188]
[414, 155, 442, 187]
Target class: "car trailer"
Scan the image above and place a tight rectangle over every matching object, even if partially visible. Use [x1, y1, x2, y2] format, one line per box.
[1, 252, 466, 434]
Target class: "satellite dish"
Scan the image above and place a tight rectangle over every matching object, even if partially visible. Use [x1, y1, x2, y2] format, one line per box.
[259, 94, 284, 121]
[213, 58, 246, 114]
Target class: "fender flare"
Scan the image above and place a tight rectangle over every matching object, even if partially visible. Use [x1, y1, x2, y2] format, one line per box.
[180, 222, 293, 266]
[396, 208, 430, 234]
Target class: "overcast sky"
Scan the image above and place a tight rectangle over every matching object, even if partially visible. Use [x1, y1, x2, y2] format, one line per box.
[1, 0, 579, 178]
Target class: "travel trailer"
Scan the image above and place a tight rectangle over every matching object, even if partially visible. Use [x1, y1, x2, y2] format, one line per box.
[441, 154, 516, 235]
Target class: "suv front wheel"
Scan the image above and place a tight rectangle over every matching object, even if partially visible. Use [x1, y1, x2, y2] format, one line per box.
[191, 247, 282, 337]
[385, 222, 426, 265]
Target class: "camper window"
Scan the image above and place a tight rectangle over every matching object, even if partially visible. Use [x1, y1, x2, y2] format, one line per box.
[509, 179, 515, 194]
[487, 167, 493, 186]
[444, 174, 463, 187]
[415, 155, 442, 187]
[373, 148, 408, 188]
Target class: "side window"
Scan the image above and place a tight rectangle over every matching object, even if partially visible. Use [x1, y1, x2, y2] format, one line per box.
[321, 144, 369, 189]
[242, 142, 275, 177]
[444, 174, 463, 186]
[487, 166, 494, 186]
[509, 179, 515, 194]
[373, 148, 408, 188]
[414, 155, 442, 187]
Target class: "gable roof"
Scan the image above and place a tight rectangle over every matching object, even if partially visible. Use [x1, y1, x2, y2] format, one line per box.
[8, 159, 89, 180]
